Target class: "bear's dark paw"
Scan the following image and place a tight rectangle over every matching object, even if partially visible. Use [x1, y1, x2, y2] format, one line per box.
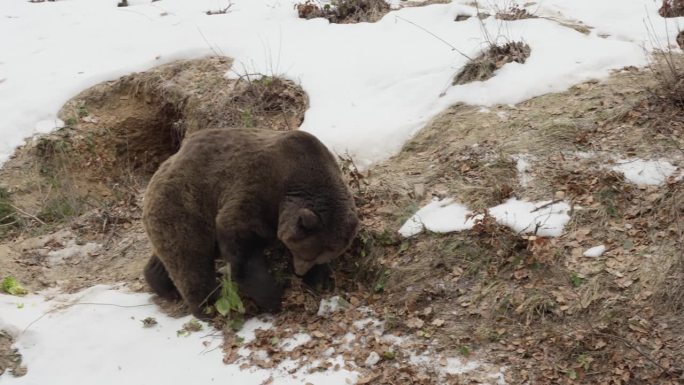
[302, 263, 335, 292]
[241, 281, 284, 313]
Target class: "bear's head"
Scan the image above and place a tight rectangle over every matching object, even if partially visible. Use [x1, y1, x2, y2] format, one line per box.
[277, 199, 359, 276]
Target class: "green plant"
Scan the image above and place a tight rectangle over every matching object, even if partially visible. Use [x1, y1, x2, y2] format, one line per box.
[241, 109, 255, 127]
[77, 104, 89, 118]
[38, 196, 80, 223]
[1, 276, 28, 296]
[569, 272, 585, 287]
[214, 273, 246, 331]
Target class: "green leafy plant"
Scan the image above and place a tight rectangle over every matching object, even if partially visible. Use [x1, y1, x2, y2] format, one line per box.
[214, 273, 246, 331]
[569, 272, 585, 287]
[1, 277, 28, 296]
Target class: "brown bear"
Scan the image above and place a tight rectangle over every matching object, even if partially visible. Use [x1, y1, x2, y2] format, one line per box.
[142, 128, 359, 319]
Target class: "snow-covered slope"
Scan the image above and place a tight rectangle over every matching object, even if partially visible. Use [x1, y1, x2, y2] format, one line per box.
[0, 0, 680, 167]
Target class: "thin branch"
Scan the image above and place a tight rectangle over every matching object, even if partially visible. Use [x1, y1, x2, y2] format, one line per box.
[531, 199, 564, 213]
[394, 15, 472, 60]
[8, 204, 46, 226]
[22, 301, 153, 334]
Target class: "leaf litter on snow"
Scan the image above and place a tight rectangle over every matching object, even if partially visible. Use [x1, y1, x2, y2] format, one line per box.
[220, 288, 506, 385]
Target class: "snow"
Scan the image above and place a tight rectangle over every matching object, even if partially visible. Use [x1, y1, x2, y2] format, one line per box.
[0, 286, 359, 385]
[400, 198, 572, 238]
[317, 295, 350, 317]
[489, 198, 572, 237]
[398, 198, 480, 237]
[612, 159, 679, 186]
[583, 245, 606, 258]
[33, 119, 64, 135]
[45, 240, 101, 266]
[0, 0, 673, 167]
[512, 154, 534, 187]
[364, 351, 381, 367]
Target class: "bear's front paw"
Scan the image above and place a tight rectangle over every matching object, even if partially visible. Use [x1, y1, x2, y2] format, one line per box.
[302, 263, 335, 292]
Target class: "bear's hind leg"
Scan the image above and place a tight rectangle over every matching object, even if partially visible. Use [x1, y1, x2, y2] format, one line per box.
[163, 248, 218, 320]
[144, 255, 180, 299]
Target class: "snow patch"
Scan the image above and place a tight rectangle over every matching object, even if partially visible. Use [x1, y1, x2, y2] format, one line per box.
[512, 154, 534, 187]
[583, 245, 606, 258]
[398, 198, 481, 237]
[400, 198, 572, 238]
[46, 240, 101, 266]
[611, 159, 679, 186]
[280, 333, 312, 352]
[489, 198, 572, 237]
[0, 286, 357, 385]
[34, 118, 64, 135]
[317, 296, 350, 317]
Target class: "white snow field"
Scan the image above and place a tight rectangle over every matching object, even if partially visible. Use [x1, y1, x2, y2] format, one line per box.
[2, 0, 684, 383]
[0, 287, 361, 385]
[0, 0, 681, 167]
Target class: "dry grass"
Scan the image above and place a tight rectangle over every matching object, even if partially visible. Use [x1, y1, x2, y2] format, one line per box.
[296, 0, 390, 24]
[494, 3, 536, 21]
[659, 0, 684, 17]
[453, 41, 531, 85]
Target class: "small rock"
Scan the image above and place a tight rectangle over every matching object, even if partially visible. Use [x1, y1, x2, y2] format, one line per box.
[414, 183, 425, 199]
[364, 351, 381, 367]
[583, 245, 606, 258]
[554, 190, 566, 200]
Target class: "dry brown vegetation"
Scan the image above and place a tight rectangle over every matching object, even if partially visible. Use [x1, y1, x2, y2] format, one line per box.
[0, 331, 25, 378]
[494, 3, 536, 21]
[453, 41, 531, 85]
[296, 0, 390, 24]
[659, 0, 684, 17]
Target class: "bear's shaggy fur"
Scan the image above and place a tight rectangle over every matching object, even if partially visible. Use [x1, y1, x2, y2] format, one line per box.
[142, 128, 359, 319]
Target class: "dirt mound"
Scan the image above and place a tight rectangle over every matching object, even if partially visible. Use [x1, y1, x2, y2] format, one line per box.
[453, 41, 531, 85]
[56, 57, 307, 178]
[296, 0, 390, 24]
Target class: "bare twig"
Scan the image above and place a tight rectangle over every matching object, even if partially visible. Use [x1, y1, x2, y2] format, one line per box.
[8, 204, 46, 226]
[394, 15, 472, 60]
[531, 199, 563, 213]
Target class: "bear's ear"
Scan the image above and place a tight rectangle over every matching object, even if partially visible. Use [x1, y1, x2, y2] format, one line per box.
[297, 208, 320, 232]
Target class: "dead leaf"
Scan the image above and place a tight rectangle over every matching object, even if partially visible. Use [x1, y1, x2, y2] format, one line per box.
[406, 317, 424, 329]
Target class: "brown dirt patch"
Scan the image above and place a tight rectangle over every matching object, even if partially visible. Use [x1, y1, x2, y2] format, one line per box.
[296, 0, 390, 24]
[453, 41, 531, 85]
[0, 330, 25, 378]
